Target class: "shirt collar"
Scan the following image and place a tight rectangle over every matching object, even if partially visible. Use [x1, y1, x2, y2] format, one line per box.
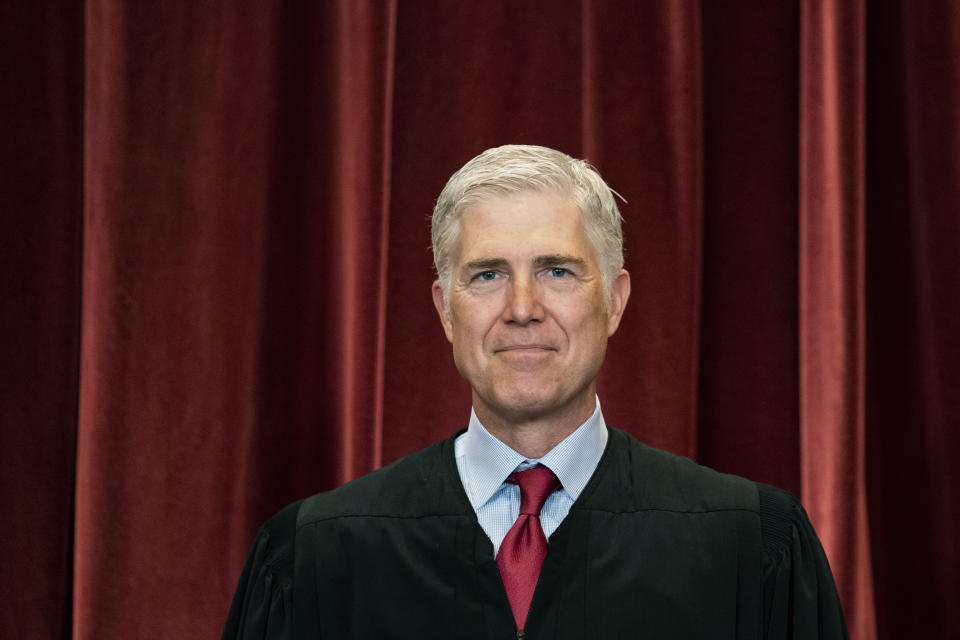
[459, 397, 608, 510]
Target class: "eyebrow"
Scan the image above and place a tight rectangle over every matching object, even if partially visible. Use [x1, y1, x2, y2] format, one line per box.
[533, 254, 588, 270]
[462, 258, 509, 273]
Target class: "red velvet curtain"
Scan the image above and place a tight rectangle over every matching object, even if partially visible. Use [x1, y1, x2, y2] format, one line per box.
[3, 1, 958, 638]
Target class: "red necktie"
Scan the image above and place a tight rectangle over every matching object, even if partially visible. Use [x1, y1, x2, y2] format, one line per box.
[496, 465, 561, 630]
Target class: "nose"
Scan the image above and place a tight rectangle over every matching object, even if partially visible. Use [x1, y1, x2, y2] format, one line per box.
[502, 275, 544, 325]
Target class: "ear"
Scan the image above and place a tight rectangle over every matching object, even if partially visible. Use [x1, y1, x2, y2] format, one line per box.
[605, 269, 631, 337]
[431, 280, 455, 342]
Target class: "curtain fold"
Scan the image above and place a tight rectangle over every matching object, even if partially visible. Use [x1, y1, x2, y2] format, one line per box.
[699, 0, 802, 495]
[3, 1, 958, 638]
[799, 2, 876, 638]
[78, 2, 287, 636]
[0, 3, 83, 638]
[864, 3, 960, 637]
[260, 0, 396, 488]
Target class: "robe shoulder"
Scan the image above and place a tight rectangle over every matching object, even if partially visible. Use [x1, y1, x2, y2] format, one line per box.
[297, 433, 470, 525]
[584, 428, 761, 512]
[221, 434, 465, 639]
[756, 482, 850, 638]
[598, 429, 849, 638]
[221, 500, 301, 640]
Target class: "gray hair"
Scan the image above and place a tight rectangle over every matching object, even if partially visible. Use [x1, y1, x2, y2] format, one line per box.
[431, 144, 624, 301]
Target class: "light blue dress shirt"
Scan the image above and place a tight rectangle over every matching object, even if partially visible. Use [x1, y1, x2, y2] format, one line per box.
[454, 397, 608, 556]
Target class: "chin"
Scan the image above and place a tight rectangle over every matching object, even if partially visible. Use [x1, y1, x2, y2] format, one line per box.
[487, 387, 565, 420]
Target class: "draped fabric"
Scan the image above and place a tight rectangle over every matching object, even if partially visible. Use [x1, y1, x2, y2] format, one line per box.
[2, 1, 958, 638]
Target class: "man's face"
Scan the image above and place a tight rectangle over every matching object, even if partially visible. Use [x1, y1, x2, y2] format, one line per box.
[432, 190, 630, 427]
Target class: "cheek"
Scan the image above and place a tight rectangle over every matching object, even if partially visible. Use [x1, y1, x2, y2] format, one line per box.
[565, 310, 611, 352]
[557, 298, 604, 329]
[452, 300, 501, 339]
[449, 316, 490, 359]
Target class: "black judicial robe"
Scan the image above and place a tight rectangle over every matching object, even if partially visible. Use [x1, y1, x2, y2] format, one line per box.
[223, 428, 849, 639]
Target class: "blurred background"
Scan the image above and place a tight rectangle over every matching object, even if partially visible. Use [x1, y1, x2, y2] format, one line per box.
[2, 1, 958, 638]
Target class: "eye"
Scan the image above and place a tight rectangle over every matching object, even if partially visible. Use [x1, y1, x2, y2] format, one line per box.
[549, 267, 569, 278]
[477, 271, 498, 281]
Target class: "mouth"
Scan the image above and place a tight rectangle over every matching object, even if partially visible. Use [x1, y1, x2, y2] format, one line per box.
[495, 344, 556, 353]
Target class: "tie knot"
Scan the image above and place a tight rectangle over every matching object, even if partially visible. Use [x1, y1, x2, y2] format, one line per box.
[508, 466, 561, 515]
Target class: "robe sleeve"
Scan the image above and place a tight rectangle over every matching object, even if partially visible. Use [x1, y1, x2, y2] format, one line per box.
[758, 484, 849, 639]
[222, 500, 302, 640]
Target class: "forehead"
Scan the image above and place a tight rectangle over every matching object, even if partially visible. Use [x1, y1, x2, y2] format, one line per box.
[454, 191, 594, 262]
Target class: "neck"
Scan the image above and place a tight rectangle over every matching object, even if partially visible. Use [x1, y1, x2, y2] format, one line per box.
[473, 393, 596, 459]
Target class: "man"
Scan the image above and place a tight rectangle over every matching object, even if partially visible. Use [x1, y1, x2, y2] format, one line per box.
[223, 145, 848, 639]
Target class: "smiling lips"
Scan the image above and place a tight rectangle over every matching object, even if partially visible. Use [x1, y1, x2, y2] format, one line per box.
[495, 344, 556, 353]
